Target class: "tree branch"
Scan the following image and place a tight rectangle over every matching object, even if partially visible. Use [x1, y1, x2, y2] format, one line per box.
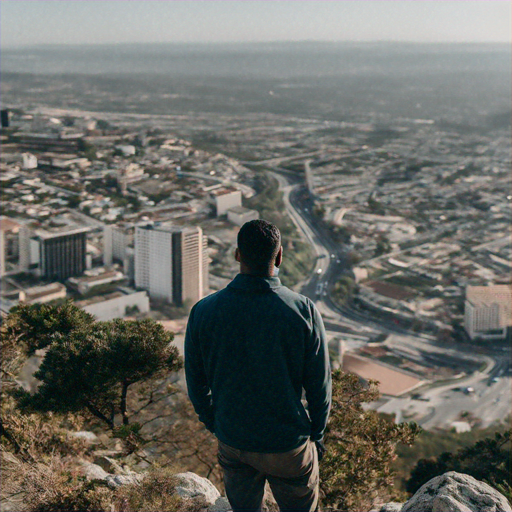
[85, 402, 114, 430]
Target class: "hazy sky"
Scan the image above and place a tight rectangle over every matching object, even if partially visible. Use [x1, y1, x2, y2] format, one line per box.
[1, 1, 510, 48]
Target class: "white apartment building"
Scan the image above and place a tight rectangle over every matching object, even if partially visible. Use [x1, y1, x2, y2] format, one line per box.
[211, 187, 242, 216]
[135, 224, 208, 305]
[464, 285, 512, 341]
[104, 224, 133, 267]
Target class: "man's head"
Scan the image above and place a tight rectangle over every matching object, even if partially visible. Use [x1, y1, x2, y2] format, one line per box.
[235, 220, 282, 277]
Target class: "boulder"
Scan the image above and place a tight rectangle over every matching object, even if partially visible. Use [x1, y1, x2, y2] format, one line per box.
[78, 460, 110, 481]
[105, 474, 144, 489]
[93, 455, 129, 475]
[208, 496, 232, 512]
[402, 472, 512, 512]
[173, 472, 221, 506]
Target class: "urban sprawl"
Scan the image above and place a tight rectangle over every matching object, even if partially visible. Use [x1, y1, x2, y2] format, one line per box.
[0, 106, 510, 432]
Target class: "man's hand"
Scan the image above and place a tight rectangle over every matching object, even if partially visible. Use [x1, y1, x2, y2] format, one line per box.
[315, 440, 326, 462]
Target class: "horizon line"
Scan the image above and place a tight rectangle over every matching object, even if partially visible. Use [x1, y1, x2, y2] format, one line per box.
[3, 40, 510, 50]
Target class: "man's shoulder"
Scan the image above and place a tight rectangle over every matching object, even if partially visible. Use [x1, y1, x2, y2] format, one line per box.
[192, 288, 227, 314]
[276, 284, 313, 308]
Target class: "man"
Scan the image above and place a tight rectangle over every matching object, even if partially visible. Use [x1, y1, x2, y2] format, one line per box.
[185, 219, 331, 512]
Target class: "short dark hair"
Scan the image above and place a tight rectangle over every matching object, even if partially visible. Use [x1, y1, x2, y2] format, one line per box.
[237, 220, 281, 275]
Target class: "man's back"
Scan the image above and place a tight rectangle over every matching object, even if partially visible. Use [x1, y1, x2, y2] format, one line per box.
[185, 273, 331, 453]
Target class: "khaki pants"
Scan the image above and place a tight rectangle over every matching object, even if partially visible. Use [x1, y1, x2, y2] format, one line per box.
[217, 439, 319, 512]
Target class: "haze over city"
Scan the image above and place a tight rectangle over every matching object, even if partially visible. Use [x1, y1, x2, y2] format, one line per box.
[1, 0, 511, 47]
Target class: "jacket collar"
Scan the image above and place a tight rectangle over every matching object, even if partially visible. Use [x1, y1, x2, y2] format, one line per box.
[228, 273, 281, 292]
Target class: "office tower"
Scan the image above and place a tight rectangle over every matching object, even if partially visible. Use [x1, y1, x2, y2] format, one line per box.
[135, 225, 174, 302]
[104, 224, 133, 267]
[135, 224, 208, 305]
[34, 227, 89, 280]
[464, 285, 512, 341]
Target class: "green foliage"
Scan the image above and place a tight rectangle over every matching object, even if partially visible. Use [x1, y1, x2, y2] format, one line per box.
[332, 276, 356, 305]
[4, 301, 95, 355]
[5, 304, 182, 430]
[313, 204, 326, 219]
[406, 430, 511, 501]
[320, 371, 420, 511]
[368, 194, 386, 215]
[374, 235, 392, 257]
[78, 139, 97, 161]
[96, 119, 110, 131]
[24, 318, 182, 429]
[393, 422, 511, 490]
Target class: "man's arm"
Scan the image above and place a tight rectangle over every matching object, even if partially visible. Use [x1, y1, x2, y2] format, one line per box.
[184, 306, 215, 433]
[303, 302, 332, 441]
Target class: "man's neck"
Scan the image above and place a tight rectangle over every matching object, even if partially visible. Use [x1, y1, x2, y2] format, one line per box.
[240, 266, 273, 278]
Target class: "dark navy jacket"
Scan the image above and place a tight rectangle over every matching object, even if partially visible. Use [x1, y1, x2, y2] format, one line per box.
[185, 273, 332, 453]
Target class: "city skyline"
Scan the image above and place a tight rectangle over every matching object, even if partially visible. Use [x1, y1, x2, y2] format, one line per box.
[1, 0, 511, 48]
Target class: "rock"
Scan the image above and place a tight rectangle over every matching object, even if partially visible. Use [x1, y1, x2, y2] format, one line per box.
[173, 472, 221, 506]
[370, 504, 403, 512]
[70, 431, 99, 443]
[402, 472, 512, 512]
[91, 449, 123, 459]
[78, 460, 110, 481]
[105, 474, 145, 489]
[208, 496, 232, 512]
[93, 455, 127, 475]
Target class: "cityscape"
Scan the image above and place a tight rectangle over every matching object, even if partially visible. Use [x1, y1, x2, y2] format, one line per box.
[0, 0, 511, 507]
[1, 41, 510, 436]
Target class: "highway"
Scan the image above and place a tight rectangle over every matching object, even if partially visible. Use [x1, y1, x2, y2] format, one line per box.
[270, 169, 511, 430]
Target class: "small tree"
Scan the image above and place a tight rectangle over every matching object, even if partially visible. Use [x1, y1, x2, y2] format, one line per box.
[24, 318, 182, 432]
[320, 371, 420, 511]
[333, 276, 356, 305]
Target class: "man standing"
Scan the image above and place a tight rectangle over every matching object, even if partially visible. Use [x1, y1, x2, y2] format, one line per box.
[185, 220, 331, 512]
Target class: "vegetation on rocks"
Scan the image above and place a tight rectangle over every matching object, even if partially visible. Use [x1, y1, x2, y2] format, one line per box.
[406, 430, 511, 502]
[320, 371, 421, 511]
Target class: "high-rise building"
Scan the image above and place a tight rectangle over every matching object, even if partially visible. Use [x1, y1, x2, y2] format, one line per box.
[104, 224, 133, 267]
[34, 227, 89, 281]
[135, 224, 208, 305]
[0, 217, 23, 276]
[464, 285, 512, 341]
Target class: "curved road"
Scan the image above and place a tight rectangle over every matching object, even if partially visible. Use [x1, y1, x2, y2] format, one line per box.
[270, 170, 510, 429]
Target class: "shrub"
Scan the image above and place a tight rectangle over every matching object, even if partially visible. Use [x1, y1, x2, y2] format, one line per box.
[320, 371, 420, 511]
[22, 458, 114, 512]
[406, 430, 511, 502]
[115, 467, 203, 512]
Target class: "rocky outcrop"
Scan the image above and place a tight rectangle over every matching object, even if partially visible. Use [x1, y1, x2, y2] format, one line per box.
[73, 464, 512, 512]
[401, 472, 512, 512]
[173, 471, 221, 506]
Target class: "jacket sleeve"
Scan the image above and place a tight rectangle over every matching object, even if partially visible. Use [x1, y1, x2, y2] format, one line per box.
[184, 305, 215, 433]
[303, 302, 332, 441]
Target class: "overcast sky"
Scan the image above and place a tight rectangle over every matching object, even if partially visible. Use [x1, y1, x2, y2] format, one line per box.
[1, 1, 510, 48]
